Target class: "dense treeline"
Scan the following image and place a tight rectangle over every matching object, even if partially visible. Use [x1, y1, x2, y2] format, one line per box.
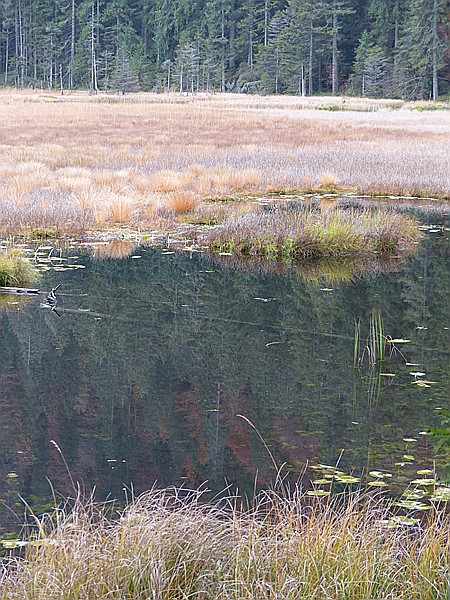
[0, 0, 448, 99]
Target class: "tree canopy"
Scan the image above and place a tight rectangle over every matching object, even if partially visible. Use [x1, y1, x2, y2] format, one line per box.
[0, 0, 448, 99]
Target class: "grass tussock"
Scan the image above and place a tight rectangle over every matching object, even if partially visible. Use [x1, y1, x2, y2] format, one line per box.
[0, 248, 36, 286]
[167, 190, 201, 213]
[206, 204, 421, 259]
[1, 488, 450, 599]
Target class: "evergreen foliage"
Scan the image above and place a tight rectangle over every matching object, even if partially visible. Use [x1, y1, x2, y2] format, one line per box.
[0, 0, 447, 98]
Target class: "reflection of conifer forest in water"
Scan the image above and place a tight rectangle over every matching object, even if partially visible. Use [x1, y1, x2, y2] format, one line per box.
[0, 219, 449, 530]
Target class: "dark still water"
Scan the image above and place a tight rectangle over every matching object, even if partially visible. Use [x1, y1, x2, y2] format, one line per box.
[0, 221, 449, 530]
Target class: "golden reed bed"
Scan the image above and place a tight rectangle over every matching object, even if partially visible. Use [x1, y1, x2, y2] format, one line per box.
[0, 91, 448, 236]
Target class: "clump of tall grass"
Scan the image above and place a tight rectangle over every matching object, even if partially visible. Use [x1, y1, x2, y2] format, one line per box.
[166, 190, 201, 213]
[0, 248, 36, 286]
[2, 488, 450, 599]
[206, 204, 421, 259]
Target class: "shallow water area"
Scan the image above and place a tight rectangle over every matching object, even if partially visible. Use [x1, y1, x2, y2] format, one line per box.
[0, 207, 449, 533]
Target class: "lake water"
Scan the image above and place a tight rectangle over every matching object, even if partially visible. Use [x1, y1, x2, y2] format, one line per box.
[0, 211, 449, 531]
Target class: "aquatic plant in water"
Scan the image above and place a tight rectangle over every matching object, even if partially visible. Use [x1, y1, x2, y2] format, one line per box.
[0, 248, 36, 287]
[206, 204, 421, 260]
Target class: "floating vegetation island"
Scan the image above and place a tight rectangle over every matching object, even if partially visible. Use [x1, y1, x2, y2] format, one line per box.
[204, 203, 422, 260]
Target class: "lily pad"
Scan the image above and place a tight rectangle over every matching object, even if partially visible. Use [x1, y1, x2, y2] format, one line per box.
[410, 478, 436, 486]
[430, 487, 450, 502]
[381, 516, 419, 528]
[335, 475, 360, 484]
[307, 490, 331, 497]
[369, 471, 393, 478]
[394, 500, 431, 511]
[1, 539, 28, 548]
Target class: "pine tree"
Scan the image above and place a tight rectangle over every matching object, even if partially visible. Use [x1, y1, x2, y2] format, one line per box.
[350, 29, 387, 97]
[396, 0, 447, 99]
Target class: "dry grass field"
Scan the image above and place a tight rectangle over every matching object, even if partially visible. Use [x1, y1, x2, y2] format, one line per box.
[0, 90, 448, 236]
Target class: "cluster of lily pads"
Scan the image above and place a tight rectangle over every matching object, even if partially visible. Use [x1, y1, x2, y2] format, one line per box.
[308, 462, 450, 528]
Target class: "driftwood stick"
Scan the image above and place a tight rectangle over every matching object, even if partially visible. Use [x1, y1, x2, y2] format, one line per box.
[0, 287, 40, 295]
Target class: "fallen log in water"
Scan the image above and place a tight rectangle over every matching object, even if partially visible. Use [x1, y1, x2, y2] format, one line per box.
[0, 286, 40, 295]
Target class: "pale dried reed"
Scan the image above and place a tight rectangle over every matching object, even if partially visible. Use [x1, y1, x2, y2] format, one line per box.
[166, 190, 201, 213]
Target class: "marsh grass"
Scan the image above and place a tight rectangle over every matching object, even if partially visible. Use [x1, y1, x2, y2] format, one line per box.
[206, 204, 421, 259]
[0, 248, 36, 286]
[1, 487, 450, 599]
[0, 92, 448, 238]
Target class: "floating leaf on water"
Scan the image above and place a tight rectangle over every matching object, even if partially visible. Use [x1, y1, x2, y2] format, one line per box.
[409, 372, 425, 377]
[7, 472, 18, 479]
[382, 516, 420, 528]
[367, 481, 389, 487]
[410, 478, 436, 486]
[388, 339, 411, 343]
[403, 438, 417, 443]
[335, 475, 360, 484]
[416, 469, 434, 475]
[306, 490, 331, 497]
[406, 363, 421, 367]
[412, 380, 437, 385]
[369, 471, 392, 478]
[403, 490, 427, 500]
[413, 382, 430, 388]
[311, 464, 342, 472]
[1, 539, 28, 549]
[312, 479, 332, 485]
[381, 373, 396, 377]
[430, 487, 450, 502]
[394, 500, 431, 511]
[395, 462, 407, 467]
[403, 455, 415, 461]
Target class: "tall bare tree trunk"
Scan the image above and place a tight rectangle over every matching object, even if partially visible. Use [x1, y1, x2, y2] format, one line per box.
[4, 29, 9, 85]
[90, 0, 98, 93]
[431, 0, 439, 100]
[308, 20, 313, 95]
[264, 0, 269, 47]
[70, 0, 75, 89]
[332, 13, 339, 94]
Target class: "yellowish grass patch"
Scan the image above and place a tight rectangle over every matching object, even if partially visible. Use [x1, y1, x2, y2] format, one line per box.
[166, 190, 201, 213]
